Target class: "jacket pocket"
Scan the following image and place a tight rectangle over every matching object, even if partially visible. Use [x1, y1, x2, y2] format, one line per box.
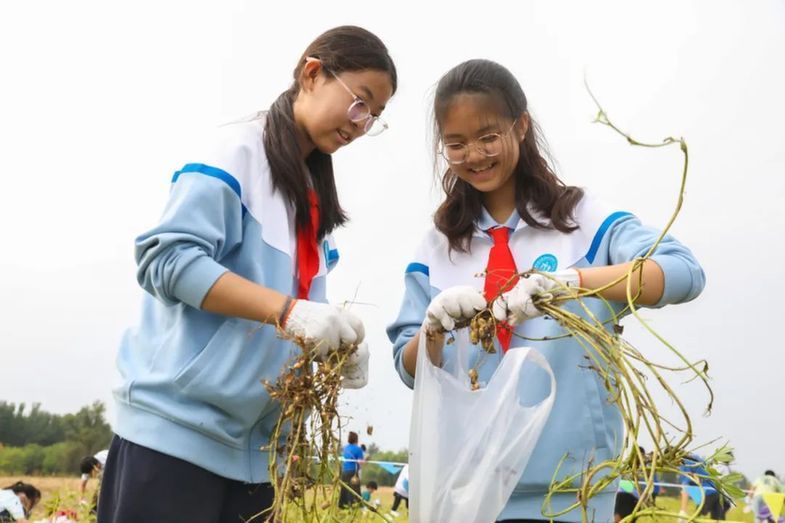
[174, 319, 287, 441]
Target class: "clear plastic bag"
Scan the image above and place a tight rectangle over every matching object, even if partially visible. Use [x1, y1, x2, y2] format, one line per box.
[408, 328, 556, 523]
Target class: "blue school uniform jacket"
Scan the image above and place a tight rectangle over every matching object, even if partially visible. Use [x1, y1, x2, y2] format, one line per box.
[387, 194, 705, 522]
[113, 118, 339, 483]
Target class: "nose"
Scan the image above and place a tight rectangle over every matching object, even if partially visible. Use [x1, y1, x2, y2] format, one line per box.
[465, 142, 486, 164]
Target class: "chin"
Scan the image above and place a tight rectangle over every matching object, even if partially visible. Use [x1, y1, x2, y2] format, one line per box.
[474, 183, 499, 193]
[314, 139, 341, 155]
[463, 178, 501, 193]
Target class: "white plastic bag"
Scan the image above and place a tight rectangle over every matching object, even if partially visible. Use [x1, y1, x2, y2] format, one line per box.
[408, 328, 556, 523]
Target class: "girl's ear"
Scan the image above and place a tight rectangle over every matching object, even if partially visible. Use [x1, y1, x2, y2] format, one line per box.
[517, 112, 530, 142]
[299, 57, 323, 93]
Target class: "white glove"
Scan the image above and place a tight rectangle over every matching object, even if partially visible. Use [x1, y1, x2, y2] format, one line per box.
[341, 342, 369, 389]
[425, 286, 487, 332]
[677, 509, 688, 523]
[283, 300, 365, 357]
[491, 269, 580, 325]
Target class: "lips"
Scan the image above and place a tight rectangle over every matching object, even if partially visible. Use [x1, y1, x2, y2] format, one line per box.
[336, 129, 352, 145]
[468, 162, 497, 175]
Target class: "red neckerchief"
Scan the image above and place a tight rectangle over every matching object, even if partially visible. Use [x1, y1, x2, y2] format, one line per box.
[296, 189, 320, 299]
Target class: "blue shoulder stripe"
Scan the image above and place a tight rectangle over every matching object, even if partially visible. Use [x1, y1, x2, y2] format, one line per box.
[585, 211, 633, 263]
[406, 262, 429, 276]
[172, 163, 241, 199]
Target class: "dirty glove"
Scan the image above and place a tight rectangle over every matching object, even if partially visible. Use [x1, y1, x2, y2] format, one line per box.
[283, 300, 365, 357]
[425, 286, 486, 332]
[341, 342, 370, 389]
[491, 269, 580, 325]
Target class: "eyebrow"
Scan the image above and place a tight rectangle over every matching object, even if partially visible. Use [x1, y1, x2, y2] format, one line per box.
[443, 124, 500, 141]
[358, 85, 386, 111]
[358, 85, 375, 102]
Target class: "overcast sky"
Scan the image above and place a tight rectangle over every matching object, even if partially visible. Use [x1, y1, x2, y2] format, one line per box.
[1, 0, 783, 481]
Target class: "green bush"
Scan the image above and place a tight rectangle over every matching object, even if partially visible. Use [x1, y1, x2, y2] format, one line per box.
[0, 400, 112, 475]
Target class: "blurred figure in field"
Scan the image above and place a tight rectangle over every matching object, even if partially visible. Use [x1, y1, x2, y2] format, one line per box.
[339, 431, 365, 508]
[79, 449, 108, 513]
[390, 464, 409, 517]
[748, 470, 783, 523]
[0, 481, 40, 523]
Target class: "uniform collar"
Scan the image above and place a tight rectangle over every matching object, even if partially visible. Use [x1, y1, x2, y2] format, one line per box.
[474, 205, 532, 238]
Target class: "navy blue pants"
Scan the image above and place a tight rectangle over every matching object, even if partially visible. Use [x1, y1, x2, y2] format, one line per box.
[98, 436, 274, 523]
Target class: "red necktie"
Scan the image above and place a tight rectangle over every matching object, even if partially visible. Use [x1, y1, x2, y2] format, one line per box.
[484, 227, 520, 352]
[295, 189, 320, 299]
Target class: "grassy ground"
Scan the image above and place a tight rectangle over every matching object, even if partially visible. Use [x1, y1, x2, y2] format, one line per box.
[0, 476, 407, 522]
[1, 476, 754, 522]
[0, 476, 90, 521]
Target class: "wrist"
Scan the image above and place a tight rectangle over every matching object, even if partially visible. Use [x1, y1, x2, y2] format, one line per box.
[423, 331, 445, 366]
[424, 323, 446, 340]
[554, 268, 581, 288]
[279, 296, 297, 328]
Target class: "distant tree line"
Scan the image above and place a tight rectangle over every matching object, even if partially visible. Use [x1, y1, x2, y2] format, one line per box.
[0, 400, 112, 475]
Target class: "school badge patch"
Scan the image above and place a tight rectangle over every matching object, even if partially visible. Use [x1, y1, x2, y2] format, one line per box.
[533, 253, 558, 272]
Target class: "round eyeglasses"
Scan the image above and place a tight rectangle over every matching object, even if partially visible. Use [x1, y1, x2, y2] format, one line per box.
[327, 69, 388, 137]
[440, 122, 517, 165]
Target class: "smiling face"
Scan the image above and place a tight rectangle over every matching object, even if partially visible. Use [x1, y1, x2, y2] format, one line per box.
[294, 61, 394, 155]
[438, 93, 527, 200]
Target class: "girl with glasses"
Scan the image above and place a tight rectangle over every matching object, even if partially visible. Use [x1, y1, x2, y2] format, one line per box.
[388, 59, 705, 522]
[100, 26, 396, 523]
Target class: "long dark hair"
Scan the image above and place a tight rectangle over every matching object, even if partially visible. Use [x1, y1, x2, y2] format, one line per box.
[263, 26, 397, 239]
[4, 481, 41, 513]
[433, 59, 583, 253]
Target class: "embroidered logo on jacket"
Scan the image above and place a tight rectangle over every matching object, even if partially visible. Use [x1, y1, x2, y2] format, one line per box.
[533, 253, 558, 272]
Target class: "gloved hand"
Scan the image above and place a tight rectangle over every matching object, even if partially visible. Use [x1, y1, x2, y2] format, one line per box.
[282, 300, 365, 357]
[677, 509, 688, 523]
[491, 269, 580, 325]
[341, 342, 369, 389]
[425, 286, 487, 332]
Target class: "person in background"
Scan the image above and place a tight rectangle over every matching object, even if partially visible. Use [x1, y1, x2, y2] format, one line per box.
[390, 464, 409, 517]
[748, 470, 783, 523]
[678, 454, 723, 521]
[0, 481, 41, 523]
[714, 450, 735, 520]
[613, 446, 662, 522]
[362, 480, 381, 511]
[79, 449, 108, 510]
[339, 431, 365, 508]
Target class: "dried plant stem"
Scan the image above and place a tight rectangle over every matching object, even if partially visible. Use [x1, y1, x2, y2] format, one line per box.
[249, 336, 386, 523]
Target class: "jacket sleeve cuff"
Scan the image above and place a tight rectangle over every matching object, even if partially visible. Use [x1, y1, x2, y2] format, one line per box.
[396, 353, 416, 390]
[650, 254, 695, 308]
[171, 255, 229, 309]
[393, 327, 419, 390]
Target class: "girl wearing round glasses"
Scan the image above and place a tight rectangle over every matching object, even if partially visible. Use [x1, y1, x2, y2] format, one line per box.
[101, 26, 396, 522]
[388, 59, 704, 522]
